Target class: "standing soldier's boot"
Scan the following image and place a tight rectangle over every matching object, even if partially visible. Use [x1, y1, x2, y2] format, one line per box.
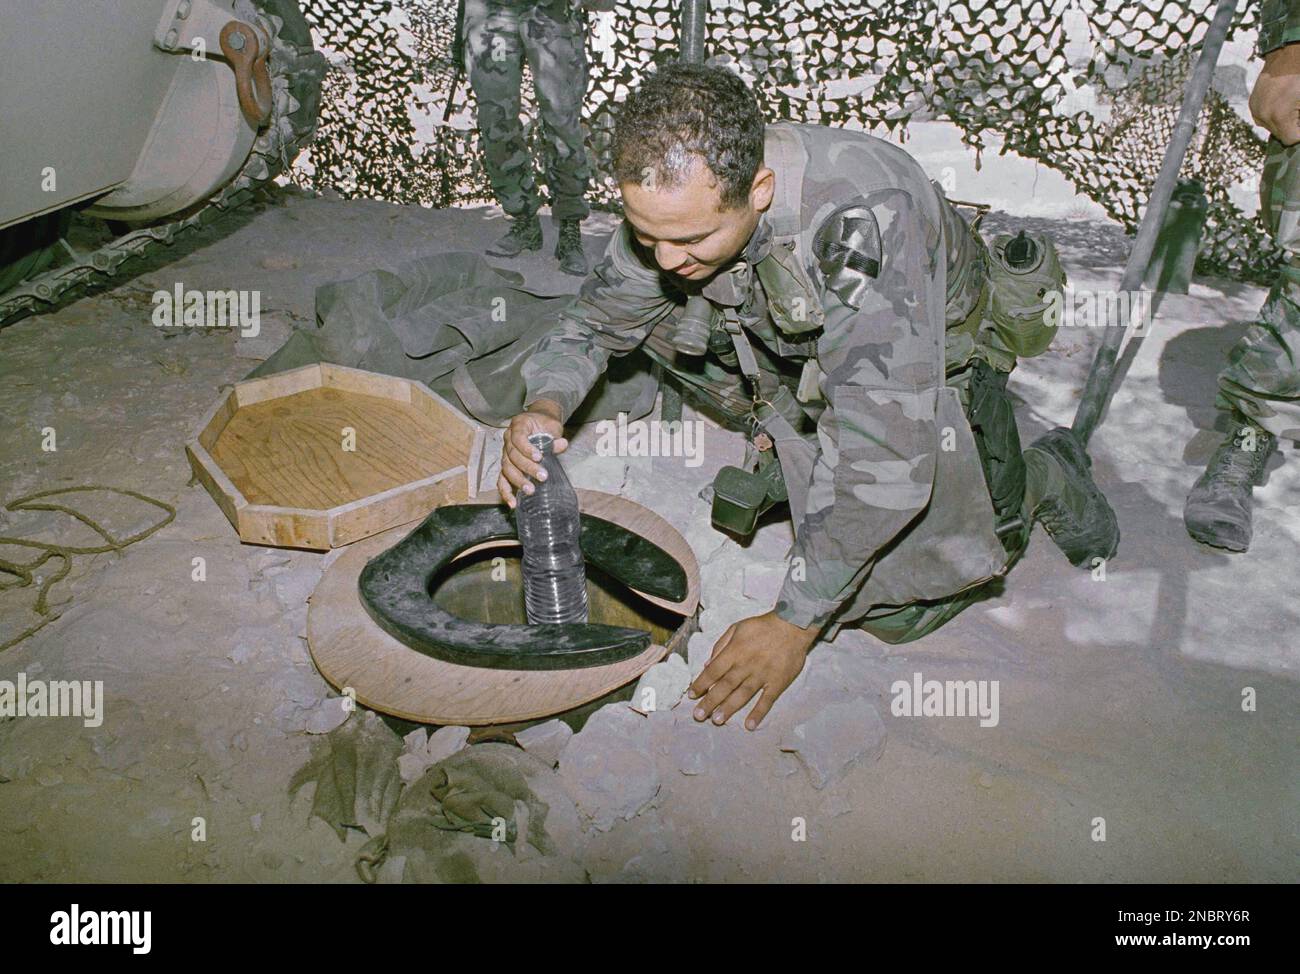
[486, 212, 543, 257]
[555, 218, 587, 276]
[1183, 416, 1276, 552]
[1023, 427, 1121, 568]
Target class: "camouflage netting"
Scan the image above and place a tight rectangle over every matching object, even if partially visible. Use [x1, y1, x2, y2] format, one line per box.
[293, 0, 1278, 283]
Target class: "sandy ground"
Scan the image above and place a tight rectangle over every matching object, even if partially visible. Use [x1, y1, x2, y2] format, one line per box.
[0, 124, 1296, 882]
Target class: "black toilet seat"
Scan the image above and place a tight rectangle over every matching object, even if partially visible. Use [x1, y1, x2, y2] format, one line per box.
[358, 504, 689, 671]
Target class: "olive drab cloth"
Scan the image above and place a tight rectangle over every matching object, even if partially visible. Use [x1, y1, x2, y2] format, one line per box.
[463, 0, 594, 221]
[245, 250, 659, 427]
[522, 122, 1057, 635]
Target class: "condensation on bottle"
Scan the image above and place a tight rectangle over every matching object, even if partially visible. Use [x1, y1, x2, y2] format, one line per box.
[516, 432, 589, 624]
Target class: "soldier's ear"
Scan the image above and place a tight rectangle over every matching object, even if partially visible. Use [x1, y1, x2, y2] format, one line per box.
[750, 167, 776, 212]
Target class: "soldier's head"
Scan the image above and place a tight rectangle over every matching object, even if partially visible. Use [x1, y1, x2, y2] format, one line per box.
[612, 62, 774, 282]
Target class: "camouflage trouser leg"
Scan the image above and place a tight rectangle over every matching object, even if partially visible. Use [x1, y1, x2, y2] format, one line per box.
[1216, 138, 1300, 440]
[822, 309, 1041, 644]
[853, 588, 988, 645]
[645, 336, 1008, 645]
[847, 519, 1029, 645]
[847, 367, 1034, 646]
[464, 0, 541, 218]
[519, 0, 592, 221]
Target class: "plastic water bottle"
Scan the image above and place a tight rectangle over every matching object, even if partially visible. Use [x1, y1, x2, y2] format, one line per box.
[516, 432, 589, 624]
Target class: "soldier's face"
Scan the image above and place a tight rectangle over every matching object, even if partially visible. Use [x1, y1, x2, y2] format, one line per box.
[621, 158, 775, 283]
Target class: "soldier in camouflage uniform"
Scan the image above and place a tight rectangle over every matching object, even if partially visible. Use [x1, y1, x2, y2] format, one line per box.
[1184, 0, 1300, 551]
[499, 63, 1119, 729]
[463, 0, 610, 275]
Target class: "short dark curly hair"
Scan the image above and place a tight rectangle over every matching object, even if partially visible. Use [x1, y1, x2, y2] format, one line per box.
[611, 62, 765, 211]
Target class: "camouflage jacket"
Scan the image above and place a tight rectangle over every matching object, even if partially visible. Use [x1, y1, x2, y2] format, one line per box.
[1258, 0, 1300, 57]
[522, 122, 1007, 631]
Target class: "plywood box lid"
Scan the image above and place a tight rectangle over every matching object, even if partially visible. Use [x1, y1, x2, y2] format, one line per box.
[187, 363, 487, 550]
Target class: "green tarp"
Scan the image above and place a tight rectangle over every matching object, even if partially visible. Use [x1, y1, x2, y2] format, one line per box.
[247, 251, 659, 427]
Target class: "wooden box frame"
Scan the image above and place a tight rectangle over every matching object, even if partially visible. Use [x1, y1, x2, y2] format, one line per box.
[186, 363, 486, 550]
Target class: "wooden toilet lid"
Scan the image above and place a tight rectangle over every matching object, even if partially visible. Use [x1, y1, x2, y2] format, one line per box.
[306, 490, 700, 725]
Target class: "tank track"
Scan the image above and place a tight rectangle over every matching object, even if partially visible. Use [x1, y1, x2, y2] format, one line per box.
[0, 4, 326, 327]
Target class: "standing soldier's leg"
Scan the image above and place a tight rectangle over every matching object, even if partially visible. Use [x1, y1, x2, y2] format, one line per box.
[464, 0, 543, 256]
[521, 0, 594, 276]
[1185, 139, 1300, 551]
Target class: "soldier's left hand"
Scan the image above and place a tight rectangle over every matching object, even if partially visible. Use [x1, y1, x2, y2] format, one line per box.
[1250, 42, 1300, 145]
[687, 611, 819, 730]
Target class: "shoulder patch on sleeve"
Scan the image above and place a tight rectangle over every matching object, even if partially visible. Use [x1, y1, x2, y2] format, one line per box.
[814, 203, 882, 311]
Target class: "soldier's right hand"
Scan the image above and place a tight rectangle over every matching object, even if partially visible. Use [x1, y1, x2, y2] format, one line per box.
[1250, 42, 1300, 146]
[498, 400, 569, 509]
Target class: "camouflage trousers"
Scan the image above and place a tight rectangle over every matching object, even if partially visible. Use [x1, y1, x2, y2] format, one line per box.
[1216, 138, 1300, 440]
[642, 282, 1042, 645]
[463, 0, 593, 221]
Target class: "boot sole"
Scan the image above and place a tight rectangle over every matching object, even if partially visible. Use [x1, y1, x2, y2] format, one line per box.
[485, 240, 543, 257]
[1185, 526, 1250, 553]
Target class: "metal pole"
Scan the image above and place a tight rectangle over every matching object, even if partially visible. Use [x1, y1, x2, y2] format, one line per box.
[680, 0, 707, 63]
[661, 1, 710, 424]
[1070, 0, 1238, 445]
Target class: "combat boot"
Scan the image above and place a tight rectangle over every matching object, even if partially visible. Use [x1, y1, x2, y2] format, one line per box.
[555, 218, 587, 276]
[1183, 417, 1276, 552]
[1024, 427, 1120, 568]
[485, 212, 543, 257]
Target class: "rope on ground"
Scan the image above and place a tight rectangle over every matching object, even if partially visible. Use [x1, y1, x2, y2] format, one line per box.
[0, 486, 176, 653]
